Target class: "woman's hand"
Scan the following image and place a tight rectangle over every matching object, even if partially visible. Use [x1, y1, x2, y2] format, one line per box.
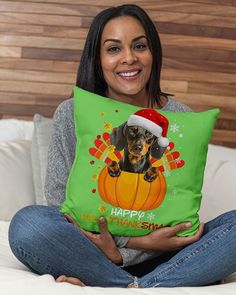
[126, 222, 204, 252]
[65, 215, 123, 264]
[56, 216, 122, 287]
[80, 217, 123, 264]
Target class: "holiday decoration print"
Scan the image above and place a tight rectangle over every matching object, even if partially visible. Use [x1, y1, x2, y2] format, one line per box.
[89, 109, 185, 213]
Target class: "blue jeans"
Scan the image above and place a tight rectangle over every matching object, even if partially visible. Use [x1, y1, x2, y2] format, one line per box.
[8, 205, 236, 288]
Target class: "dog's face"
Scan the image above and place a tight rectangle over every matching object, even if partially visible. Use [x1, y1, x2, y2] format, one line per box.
[126, 125, 156, 157]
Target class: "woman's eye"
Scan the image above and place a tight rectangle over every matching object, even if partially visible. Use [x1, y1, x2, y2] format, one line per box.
[135, 43, 147, 50]
[107, 46, 120, 53]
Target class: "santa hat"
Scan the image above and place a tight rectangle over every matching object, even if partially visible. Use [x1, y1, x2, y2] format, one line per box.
[127, 109, 169, 147]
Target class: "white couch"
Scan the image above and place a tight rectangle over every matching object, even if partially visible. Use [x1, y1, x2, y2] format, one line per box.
[0, 117, 235, 295]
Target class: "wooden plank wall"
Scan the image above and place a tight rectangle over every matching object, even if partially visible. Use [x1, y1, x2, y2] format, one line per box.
[0, 0, 235, 147]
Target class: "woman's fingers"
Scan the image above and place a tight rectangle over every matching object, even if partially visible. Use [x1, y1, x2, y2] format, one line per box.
[98, 217, 109, 237]
[174, 223, 205, 247]
[64, 214, 78, 227]
[56, 275, 86, 286]
[64, 214, 94, 239]
[168, 222, 193, 236]
[193, 223, 205, 239]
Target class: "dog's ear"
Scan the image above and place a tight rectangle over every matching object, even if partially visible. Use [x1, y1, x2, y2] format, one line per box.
[150, 139, 167, 159]
[110, 122, 127, 151]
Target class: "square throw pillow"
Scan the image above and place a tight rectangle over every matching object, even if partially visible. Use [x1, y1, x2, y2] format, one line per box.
[200, 144, 236, 222]
[0, 140, 35, 221]
[61, 86, 219, 237]
[31, 114, 52, 205]
[0, 119, 33, 142]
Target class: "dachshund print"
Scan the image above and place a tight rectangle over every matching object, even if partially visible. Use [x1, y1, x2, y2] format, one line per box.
[108, 109, 169, 182]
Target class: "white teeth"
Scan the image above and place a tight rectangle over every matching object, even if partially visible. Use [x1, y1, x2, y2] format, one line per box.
[119, 71, 139, 77]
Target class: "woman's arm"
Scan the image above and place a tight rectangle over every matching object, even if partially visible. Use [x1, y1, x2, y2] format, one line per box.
[126, 223, 204, 252]
[44, 99, 76, 208]
[76, 217, 203, 267]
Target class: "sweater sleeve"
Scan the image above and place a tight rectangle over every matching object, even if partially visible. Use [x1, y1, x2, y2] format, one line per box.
[44, 99, 76, 208]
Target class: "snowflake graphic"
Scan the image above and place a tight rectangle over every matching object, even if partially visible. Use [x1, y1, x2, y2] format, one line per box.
[147, 213, 156, 221]
[172, 188, 178, 196]
[179, 133, 183, 138]
[163, 170, 171, 177]
[170, 123, 180, 133]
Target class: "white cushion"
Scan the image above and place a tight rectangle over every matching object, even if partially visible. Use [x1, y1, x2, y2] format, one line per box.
[0, 140, 35, 221]
[199, 144, 236, 222]
[31, 114, 52, 205]
[207, 144, 236, 164]
[0, 119, 33, 142]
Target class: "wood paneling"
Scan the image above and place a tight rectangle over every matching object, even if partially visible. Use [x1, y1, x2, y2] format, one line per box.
[0, 0, 235, 147]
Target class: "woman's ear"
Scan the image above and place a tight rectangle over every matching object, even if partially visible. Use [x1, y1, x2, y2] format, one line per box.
[110, 122, 127, 151]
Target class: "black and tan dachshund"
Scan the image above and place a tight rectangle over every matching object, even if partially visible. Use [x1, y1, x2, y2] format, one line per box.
[108, 122, 167, 182]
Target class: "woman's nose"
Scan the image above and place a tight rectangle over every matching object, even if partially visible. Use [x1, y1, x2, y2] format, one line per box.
[121, 49, 138, 65]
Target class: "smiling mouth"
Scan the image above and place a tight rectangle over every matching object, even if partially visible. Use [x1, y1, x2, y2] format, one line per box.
[117, 70, 141, 78]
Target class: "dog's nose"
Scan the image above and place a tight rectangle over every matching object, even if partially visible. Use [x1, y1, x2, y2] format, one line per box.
[134, 145, 142, 153]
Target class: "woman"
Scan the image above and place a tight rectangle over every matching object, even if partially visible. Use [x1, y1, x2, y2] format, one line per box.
[8, 4, 236, 288]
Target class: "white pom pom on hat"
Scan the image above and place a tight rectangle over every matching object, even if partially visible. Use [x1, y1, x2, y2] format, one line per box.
[127, 109, 169, 147]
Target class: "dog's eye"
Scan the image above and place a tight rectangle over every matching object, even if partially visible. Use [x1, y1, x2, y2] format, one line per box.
[145, 130, 153, 139]
[129, 127, 138, 136]
[146, 138, 153, 144]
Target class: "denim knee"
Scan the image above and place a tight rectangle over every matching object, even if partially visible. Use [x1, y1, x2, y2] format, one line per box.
[9, 205, 44, 251]
[9, 205, 62, 253]
[8, 205, 135, 286]
[220, 210, 236, 224]
[8, 205, 69, 276]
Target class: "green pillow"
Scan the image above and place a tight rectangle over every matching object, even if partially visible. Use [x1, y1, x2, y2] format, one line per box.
[60, 86, 219, 237]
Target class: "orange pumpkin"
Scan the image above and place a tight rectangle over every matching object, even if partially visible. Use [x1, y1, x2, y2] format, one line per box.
[98, 167, 166, 211]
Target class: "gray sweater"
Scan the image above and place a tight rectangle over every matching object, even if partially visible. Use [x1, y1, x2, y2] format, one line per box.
[44, 97, 191, 267]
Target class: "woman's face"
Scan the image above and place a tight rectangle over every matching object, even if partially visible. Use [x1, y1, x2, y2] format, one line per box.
[100, 16, 153, 105]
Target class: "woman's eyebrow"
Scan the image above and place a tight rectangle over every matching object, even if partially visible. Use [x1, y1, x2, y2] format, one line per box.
[132, 35, 147, 42]
[103, 35, 147, 45]
[103, 38, 121, 45]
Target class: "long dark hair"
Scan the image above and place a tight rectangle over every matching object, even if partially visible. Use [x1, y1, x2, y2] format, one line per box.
[76, 4, 166, 107]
